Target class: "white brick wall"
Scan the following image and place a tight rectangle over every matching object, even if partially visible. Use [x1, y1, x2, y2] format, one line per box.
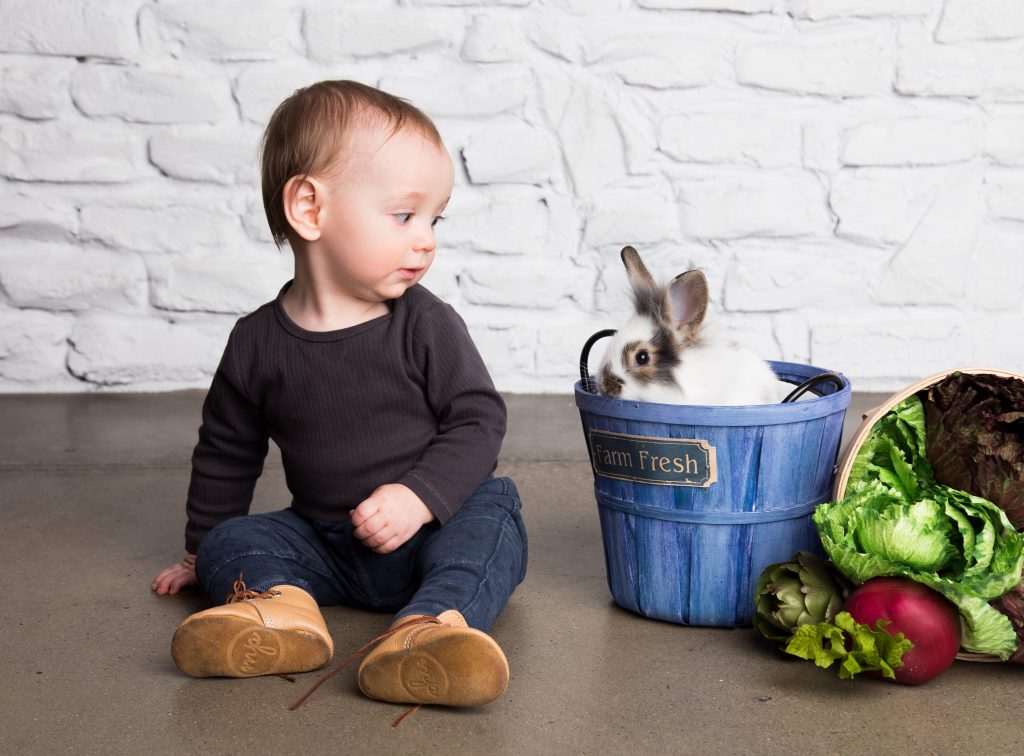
[1, 0, 1023, 394]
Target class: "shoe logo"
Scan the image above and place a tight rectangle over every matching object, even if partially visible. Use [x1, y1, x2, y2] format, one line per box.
[400, 654, 448, 699]
[227, 629, 280, 675]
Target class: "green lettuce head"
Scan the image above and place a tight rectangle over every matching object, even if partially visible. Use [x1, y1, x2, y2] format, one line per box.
[816, 395, 1024, 659]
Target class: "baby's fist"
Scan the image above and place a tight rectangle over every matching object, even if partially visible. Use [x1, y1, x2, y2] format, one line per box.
[350, 484, 435, 554]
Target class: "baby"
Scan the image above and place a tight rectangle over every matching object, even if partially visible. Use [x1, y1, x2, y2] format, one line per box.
[151, 80, 528, 711]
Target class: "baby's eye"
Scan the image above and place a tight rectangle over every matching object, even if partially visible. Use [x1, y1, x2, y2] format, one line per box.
[394, 212, 413, 224]
[431, 215, 445, 228]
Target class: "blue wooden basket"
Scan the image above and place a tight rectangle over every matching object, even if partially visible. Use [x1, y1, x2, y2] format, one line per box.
[575, 342, 851, 627]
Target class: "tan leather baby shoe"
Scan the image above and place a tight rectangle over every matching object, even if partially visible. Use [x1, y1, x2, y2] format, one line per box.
[171, 579, 333, 678]
[356, 610, 509, 707]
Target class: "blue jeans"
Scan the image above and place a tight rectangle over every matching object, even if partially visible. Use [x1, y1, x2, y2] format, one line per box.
[194, 476, 527, 632]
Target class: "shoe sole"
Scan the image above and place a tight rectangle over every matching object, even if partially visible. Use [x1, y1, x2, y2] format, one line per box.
[171, 614, 332, 678]
[358, 631, 510, 707]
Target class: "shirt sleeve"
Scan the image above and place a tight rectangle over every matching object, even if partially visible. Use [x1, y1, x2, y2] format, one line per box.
[397, 302, 506, 524]
[184, 326, 269, 553]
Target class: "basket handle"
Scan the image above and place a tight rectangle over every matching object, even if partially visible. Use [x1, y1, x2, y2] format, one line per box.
[579, 329, 617, 394]
[781, 372, 846, 403]
[581, 329, 845, 403]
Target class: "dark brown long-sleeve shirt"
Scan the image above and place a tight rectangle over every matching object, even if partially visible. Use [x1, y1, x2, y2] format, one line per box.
[184, 282, 506, 554]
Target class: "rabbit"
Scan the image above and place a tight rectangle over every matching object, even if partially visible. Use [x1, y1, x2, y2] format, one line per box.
[596, 246, 783, 406]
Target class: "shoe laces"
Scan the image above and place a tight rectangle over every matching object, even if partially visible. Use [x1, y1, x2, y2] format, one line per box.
[289, 615, 443, 726]
[224, 574, 281, 604]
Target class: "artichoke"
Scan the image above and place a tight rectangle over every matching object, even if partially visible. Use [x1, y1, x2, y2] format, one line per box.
[754, 550, 852, 643]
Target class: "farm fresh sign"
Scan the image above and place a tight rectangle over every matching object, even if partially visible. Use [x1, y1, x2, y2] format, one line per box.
[587, 429, 717, 487]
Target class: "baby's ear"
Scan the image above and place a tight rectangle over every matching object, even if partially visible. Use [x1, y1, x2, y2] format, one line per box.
[282, 175, 322, 242]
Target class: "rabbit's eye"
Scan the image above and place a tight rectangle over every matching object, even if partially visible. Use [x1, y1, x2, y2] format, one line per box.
[635, 349, 650, 366]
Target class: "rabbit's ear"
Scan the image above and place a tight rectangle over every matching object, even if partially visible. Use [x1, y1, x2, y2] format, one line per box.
[667, 270, 708, 334]
[621, 246, 656, 291]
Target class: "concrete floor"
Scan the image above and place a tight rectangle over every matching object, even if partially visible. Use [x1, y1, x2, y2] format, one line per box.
[2, 390, 1023, 755]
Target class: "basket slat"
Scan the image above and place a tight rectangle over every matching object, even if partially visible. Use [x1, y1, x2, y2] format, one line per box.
[577, 361, 851, 627]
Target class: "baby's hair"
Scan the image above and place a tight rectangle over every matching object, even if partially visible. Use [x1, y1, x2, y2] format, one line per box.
[260, 79, 443, 248]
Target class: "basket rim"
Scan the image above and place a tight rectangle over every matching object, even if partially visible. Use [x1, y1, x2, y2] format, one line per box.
[575, 360, 851, 427]
[832, 367, 1024, 500]
[956, 651, 1004, 662]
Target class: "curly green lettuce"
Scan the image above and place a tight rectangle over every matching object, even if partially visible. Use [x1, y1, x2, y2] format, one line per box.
[785, 611, 913, 680]
[816, 395, 1024, 659]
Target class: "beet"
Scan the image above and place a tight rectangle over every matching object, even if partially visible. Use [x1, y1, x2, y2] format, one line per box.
[843, 577, 961, 685]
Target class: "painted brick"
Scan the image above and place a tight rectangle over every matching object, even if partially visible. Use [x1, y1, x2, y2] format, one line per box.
[79, 201, 241, 255]
[0, 309, 73, 384]
[0, 0, 140, 58]
[461, 256, 595, 310]
[841, 114, 980, 166]
[831, 168, 944, 245]
[898, 36, 1024, 99]
[547, 0, 627, 11]
[234, 61, 335, 125]
[0, 121, 147, 183]
[814, 312, 1024, 391]
[1, 189, 79, 241]
[871, 169, 983, 306]
[802, 114, 844, 172]
[811, 316, 962, 388]
[0, 243, 147, 311]
[441, 186, 561, 256]
[790, 0, 934, 19]
[637, 0, 772, 10]
[140, 2, 298, 60]
[535, 314, 606, 384]
[986, 169, 1024, 223]
[71, 64, 234, 124]
[967, 229, 1024, 310]
[770, 312, 812, 367]
[961, 316, 1024, 370]
[306, 8, 462, 60]
[149, 126, 262, 185]
[242, 197, 276, 245]
[0, 57, 75, 119]
[724, 240, 889, 311]
[469, 320, 537, 387]
[736, 26, 892, 96]
[583, 178, 680, 247]
[659, 111, 802, 168]
[547, 76, 628, 196]
[581, 27, 726, 90]
[462, 119, 561, 185]
[417, 253, 464, 304]
[677, 171, 833, 240]
[148, 252, 291, 314]
[462, 13, 527, 62]
[936, 0, 1024, 43]
[67, 313, 232, 387]
[404, 0, 530, 5]
[0, 1, 1023, 394]
[381, 64, 530, 117]
[986, 107, 1024, 165]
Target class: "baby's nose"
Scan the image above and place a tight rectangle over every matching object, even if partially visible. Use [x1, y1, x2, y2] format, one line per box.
[414, 227, 436, 253]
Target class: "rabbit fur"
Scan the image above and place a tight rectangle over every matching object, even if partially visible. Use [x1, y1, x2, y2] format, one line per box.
[596, 246, 783, 406]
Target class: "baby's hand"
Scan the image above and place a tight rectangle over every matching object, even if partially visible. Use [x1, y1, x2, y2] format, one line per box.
[151, 554, 198, 595]
[350, 483, 435, 555]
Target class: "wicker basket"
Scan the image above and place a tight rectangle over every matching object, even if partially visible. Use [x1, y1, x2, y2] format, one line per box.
[832, 367, 1024, 662]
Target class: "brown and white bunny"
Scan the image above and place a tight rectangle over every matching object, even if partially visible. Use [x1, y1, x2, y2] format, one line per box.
[596, 246, 782, 406]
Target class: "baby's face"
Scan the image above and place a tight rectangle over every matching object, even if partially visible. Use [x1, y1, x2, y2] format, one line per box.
[314, 122, 454, 305]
